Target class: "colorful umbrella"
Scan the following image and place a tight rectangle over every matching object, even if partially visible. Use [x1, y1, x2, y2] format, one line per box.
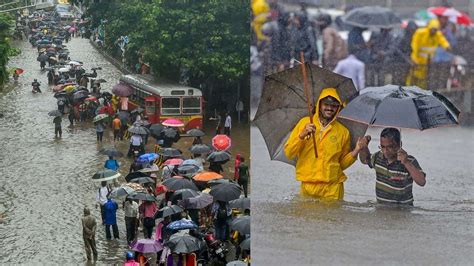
[137, 153, 159, 163]
[162, 118, 184, 127]
[93, 114, 109, 123]
[193, 171, 223, 182]
[15, 68, 24, 75]
[166, 219, 198, 231]
[130, 239, 163, 253]
[428, 6, 472, 25]
[212, 134, 232, 151]
[163, 158, 184, 166]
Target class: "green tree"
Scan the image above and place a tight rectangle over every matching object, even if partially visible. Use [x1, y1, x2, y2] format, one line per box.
[0, 13, 14, 87]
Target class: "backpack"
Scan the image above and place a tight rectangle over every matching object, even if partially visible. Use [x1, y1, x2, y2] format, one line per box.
[216, 204, 228, 221]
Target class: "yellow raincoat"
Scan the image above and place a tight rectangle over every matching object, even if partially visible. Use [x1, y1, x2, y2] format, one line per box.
[407, 19, 450, 89]
[284, 88, 356, 200]
[251, 0, 270, 43]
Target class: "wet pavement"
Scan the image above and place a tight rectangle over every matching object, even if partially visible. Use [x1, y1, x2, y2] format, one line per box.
[0, 37, 249, 264]
[251, 125, 474, 265]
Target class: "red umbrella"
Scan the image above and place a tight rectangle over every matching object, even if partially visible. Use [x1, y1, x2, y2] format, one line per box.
[162, 118, 184, 127]
[428, 6, 472, 25]
[15, 68, 24, 75]
[163, 158, 184, 166]
[212, 134, 232, 151]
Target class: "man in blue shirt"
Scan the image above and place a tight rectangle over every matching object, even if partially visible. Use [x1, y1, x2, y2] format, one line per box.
[104, 198, 119, 240]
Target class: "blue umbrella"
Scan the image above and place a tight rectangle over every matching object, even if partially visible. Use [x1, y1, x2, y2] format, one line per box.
[137, 153, 159, 163]
[166, 219, 198, 231]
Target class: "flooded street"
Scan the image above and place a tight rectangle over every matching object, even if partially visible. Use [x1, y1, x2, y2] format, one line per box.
[0, 37, 249, 264]
[251, 125, 474, 265]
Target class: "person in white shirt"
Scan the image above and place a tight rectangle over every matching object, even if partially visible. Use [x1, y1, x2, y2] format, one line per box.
[333, 52, 366, 91]
[123, 199, 139, 244]
[127, 134, 143, 157]
[224, 112, 232, 136]
[95, 181, 110, 225]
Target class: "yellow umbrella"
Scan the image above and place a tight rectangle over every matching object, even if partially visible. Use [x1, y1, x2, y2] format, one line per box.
[64, 85, 76, 93]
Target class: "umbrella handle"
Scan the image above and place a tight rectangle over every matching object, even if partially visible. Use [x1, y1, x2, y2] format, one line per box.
[300, 52, 318, 158]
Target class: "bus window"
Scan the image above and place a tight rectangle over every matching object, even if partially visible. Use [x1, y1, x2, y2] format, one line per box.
[161, 97, 181, 115]
[182, 97, 201, 114]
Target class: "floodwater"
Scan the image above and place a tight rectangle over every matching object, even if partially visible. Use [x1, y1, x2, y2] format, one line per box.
[251, 125, 474, 265]
[0, 37, 249, 264]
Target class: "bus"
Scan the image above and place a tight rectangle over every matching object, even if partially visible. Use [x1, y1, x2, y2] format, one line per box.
[119, 74, 203, 131]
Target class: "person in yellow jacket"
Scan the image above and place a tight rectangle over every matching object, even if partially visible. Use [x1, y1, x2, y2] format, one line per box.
[251, 0, 270, 44]
[284, 88, 363, 200]
[407, 19, 450, 89]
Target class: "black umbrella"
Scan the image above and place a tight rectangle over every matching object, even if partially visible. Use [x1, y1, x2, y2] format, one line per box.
[162, 177, 199, 191]
[37, 53, 49, 62]
[230, 216, 250, 235]
[207, 151, 231, 163]
[94, 78, 107, 83]
[117, 111, 130, 121]
[240, 238, 250, 250]
[92, 169, 121, 182]
[158, 148, 182, 158]
[208, 178, 232, 186]
[254, 63, 364, 165]
[150, 124, 164, 138]
[186, 128, 205, 137]
[229, 197, 250, 210]
[161, 127, 178, 139]
[72, 90, 88, 101]
[125, 171, 150, 182]
[180, 192, 214, 209]
[48, 110, 62, 117]
[342, 6, 401, 29]
[154, 205, 183, 219]
[171, 189, 200, 202]
[127, 192, 156, 202]
[189, 144, 212, 155]
[164, 233, 203, 254]
[130, 177, 155, 184]
[177, 164, 200, 178]
[99, 147, 124, 158]
[210, 183, 242, 202]
[338, 85, 460, 130]
[128, 126, 148, 135]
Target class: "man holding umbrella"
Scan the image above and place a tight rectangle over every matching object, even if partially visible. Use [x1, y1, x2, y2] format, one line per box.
[357, 128, 426, 205]
[284, 88, 364, 200]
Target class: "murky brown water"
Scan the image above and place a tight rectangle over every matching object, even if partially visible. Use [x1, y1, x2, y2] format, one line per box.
[0, 37, 249, 264]
[251, 125, 474, 265]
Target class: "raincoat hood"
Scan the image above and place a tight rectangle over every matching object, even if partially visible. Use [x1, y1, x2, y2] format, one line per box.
[314, 88, 344, 124]
[427, 19, 440, 30]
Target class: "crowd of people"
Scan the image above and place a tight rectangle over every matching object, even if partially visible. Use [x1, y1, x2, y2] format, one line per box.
[252, 0, 469, 90]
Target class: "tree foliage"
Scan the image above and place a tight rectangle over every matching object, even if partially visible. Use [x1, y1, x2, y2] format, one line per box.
[86, 0, 249, 90]
[0, 13, 14, 87]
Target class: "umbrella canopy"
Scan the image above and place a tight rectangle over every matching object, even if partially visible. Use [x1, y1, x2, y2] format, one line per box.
[58, 67, 70, 73]
[180, 192, 214, 209]
[94, 78, 107, 83]
[109, 186, 135, 199]
[230, 216, 250, 235]
[227, 261, 248, 266]
[125, 171, 151, 182]
[338, 85, 460, 130]
[68, 60, 83, 66]
[112, 82, 134, 97]
[154, 205, 184, 219]
[93, 114, 109, 123]
[171, 189, 200, 202]
[342, 6, 402, 28]
[37, 53, 49, 62]
[91, 169, 121, 182]
[125, 182, 146, 192]
[254, 63, 364, 165]
[127, 192, 156, 202]
[163, 158, 184, 166]
[130, 177, 155, 184]
[229, 197, 250, 210]
[128, 126, 148, 135]
[207, 151, 231, 164]
[161, 127, 179, 139]
[208, 178, 232, 186]
[164, 232, 202, 254]
[159, 148, 182, 158]
[150, 123, 164, 138]
[130, 239, 163, 253]
[189, 144, 212, 155]
[210, 182, 242, 202]
[177, 164, 200, 178]
[240, 238, 250, 250]
[163, 177, 199, 191]
[212, 134, 232, 151]
[99, 147, 124, 158]
[48, 110, 62, 117]
[131, 107, 144, 114]
[162, 118, 184, 127]
[186, 128, 205, 137]
[137, 153, 159, 163]
[167, 219, 198, 231]
[117, 111, 130, 121]
[193, 171, 223, 182]
[428, 6, 472, 25]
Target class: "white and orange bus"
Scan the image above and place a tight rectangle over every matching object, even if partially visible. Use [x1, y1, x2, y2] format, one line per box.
[119, 74, 203, 131]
